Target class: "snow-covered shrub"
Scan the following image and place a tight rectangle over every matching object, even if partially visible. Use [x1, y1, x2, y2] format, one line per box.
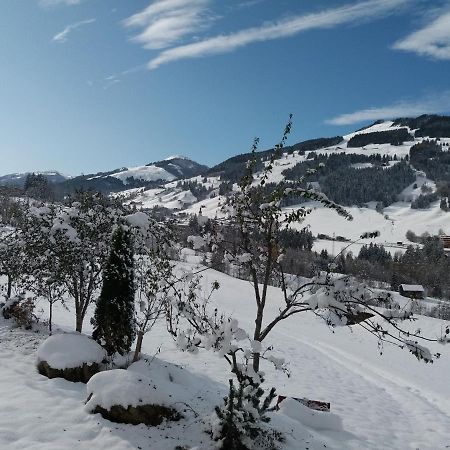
[19, 204, 67, 335]
[37, 333, 106, 383]
[0, 227, 27, 299]
[212, 378, 279, 450]
[2, 295, 37, 329]
[23, 192, 121, 332]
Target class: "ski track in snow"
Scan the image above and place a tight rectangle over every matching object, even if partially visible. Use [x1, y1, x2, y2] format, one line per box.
[273, 327, 450, 449]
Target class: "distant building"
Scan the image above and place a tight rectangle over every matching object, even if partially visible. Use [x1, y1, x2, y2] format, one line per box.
[440, 235, 450, 249]
[399, 284, 425, 300]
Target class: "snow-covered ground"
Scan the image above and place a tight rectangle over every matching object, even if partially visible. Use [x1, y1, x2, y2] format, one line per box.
[1, 262, 450, 449]
[294, 199, 449, 256]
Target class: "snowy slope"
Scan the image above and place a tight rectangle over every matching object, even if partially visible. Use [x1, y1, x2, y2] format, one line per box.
[2, 262, 450, 449]
[111, 119, 450, 255]
[110, 165, 176, 184]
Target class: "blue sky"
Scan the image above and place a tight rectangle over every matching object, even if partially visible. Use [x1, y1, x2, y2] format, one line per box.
[1, 0, 449, 175]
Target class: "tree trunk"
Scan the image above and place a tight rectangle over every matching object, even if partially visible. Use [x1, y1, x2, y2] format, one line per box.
[133, 331, 144, 362]
[6, 275, 12, 299]
[49, 301, 53, 335]
[76, 313, 83, 333]
[253, 305, 264, 373]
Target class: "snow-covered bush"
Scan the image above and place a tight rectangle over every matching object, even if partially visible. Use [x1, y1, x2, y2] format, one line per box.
[0, 227, 26, 299]
[22, 192, 121, 332]
[19, 204, 67, 334]
[2, 295, 36, 329]
[212, 378, 279, 450]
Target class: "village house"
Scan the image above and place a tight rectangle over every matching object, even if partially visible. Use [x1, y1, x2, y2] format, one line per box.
[399, 284, 425, 300]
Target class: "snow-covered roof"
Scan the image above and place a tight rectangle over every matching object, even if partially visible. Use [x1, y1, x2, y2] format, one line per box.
[399, 284, 424, 292]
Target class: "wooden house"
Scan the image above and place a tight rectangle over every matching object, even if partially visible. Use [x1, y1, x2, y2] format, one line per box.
[399, 284, 425, 300]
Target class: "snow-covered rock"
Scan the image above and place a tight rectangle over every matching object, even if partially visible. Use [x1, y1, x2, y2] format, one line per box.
[85, 361, 198, 425]
[36, 333, 106, 383]
[37, 333, 106, 370]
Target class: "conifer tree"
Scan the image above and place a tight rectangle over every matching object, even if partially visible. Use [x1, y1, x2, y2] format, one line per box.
[92, 225, 135, 355]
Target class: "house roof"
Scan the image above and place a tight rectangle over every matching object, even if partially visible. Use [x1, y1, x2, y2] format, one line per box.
[399, 284, 424, 292]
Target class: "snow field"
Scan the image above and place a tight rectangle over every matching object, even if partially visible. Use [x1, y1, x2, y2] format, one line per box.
[1, 261, 450, 449]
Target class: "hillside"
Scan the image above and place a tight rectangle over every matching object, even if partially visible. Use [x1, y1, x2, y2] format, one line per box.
[3, 114, 450, 251]
[115, 116, 450, 255]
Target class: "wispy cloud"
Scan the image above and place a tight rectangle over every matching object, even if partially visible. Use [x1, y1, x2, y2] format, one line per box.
[146, 0, 411, 70]
[52, 18, 95, 44]
[40, 0, 83, 6]
[124, 0, 213, 50]
[232, 0, 267, 10]
[392, 8, 450, 60]
[326, 90, 450, 125]
[102, 65, 146, 90]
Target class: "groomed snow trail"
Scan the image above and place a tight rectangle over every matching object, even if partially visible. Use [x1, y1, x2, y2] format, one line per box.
[270, 327, 450, 450]
[192, 267, 450, 450]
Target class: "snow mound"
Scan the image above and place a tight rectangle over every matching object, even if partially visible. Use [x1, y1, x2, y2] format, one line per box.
[279, 398, 343, 431]
[86, 358, 205, 413]
[86, 369, 160, 412]
[37, 333, 106, 370]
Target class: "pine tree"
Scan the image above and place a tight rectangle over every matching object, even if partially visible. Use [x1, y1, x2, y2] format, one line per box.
[92, 225, 135, 356]
[214, 377, 277, 450]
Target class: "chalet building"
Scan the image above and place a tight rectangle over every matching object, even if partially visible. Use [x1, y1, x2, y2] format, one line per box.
[440, 235, 450, 249]
[399, 284, 425, 300]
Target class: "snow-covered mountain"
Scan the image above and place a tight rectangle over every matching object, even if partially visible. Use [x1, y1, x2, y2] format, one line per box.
[3, 115, 450, 252]
[0, 171, 70, 188]
[108, 156, 208, 185]
[51, 156, 209, 195]
[115, 115, 450, 255]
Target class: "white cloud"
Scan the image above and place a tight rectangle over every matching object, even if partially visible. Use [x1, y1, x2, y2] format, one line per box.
[146, 0, 411, 70]
[52, 18, 95, 43]
[124, 0, 213, 50]
[392, 9, 450, 60]
[40, 0, 82, 6]
[326, 91, 450, 125]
